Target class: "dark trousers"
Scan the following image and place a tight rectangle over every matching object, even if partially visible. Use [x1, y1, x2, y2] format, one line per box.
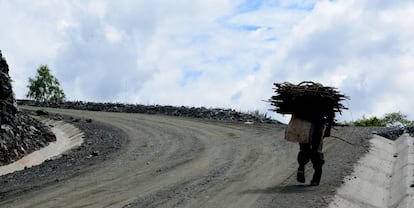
[297, 122, 325, 182]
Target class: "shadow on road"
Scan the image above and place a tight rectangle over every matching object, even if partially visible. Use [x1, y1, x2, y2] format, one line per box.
[241, 184, 315, 195]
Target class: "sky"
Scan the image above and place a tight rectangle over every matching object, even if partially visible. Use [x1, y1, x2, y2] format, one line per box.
[1, 0, 414, 123]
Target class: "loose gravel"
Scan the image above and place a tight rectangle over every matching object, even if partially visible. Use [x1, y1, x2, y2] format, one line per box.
[0, 111, 127, 200]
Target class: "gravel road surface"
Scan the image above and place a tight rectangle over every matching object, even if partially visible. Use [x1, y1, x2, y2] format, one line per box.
[0, 106, 374, 208]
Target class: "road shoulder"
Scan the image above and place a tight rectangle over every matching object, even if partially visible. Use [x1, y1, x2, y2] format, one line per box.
[0, 111, 127, 201]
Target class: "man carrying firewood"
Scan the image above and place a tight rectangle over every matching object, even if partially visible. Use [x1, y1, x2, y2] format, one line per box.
[268, 81, 348, 186]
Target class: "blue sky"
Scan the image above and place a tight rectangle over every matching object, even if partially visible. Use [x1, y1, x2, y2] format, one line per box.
[1, 0, 414, 123]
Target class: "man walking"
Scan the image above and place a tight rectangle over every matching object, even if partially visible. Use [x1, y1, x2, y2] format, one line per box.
[296, 113, 333, 186]
[268, 81, 347, 186]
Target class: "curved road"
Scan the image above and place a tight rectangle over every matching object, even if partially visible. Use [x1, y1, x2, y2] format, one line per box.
[2, 107, 368, 208]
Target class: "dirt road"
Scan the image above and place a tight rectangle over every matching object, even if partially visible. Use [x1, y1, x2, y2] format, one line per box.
[1, 107, 372, 208]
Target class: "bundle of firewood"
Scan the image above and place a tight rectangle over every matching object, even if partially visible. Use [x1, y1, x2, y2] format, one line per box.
[268, 81, 349, 117]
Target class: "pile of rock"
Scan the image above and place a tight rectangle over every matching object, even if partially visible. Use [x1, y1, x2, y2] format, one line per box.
[372, 127, 405, 141]
[17, 100, 281, 124]
[0, 51, 55, 166]
[0, 51, 17, 121]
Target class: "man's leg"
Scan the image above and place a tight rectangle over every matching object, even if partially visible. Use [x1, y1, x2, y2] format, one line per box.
[310, 151, 324, 186]
[297, 143, 310, 183]
[309, 122, 325, 186]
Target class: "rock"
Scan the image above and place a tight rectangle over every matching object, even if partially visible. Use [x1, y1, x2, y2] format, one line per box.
[35, 109, 49, 116]
[0, 139, 8, 151]
[44, 131, 57, 142]
[29, 126, 39, 133]
[1, 124, 14, 135]
[91, 151, 99, 156]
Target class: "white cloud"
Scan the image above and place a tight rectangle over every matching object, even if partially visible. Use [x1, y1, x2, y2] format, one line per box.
[1, 0, 414, 123]
[104, 24, 124, 44]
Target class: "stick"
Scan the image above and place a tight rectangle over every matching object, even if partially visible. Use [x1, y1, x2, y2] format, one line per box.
[329, 136, 357, 146]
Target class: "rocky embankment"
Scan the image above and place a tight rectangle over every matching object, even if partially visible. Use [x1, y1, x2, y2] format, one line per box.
[17, 100, 280, 124]
[0, 51, 55, 166]
[0, 111, 55, 166]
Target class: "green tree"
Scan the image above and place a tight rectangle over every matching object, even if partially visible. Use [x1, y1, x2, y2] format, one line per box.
[382, 112, 414, 128]
[351, 112, 414, 128]
[26, 65, 66, 102]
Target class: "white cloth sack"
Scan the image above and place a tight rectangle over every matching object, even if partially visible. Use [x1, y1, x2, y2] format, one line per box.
[285, 115, 313, 143]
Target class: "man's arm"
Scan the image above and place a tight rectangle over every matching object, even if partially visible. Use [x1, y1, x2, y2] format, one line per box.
[323, 112, 335, 137]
